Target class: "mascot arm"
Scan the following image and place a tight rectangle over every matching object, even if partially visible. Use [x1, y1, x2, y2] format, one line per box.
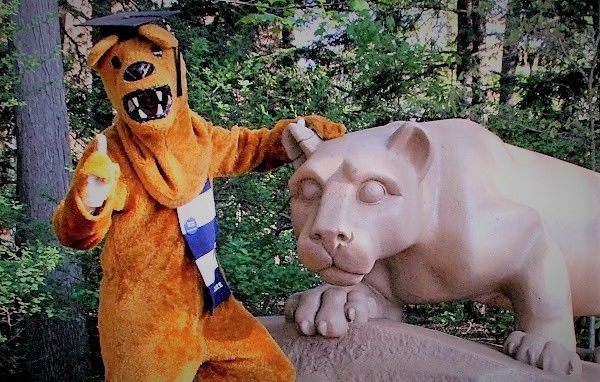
[210, 115, 345, 177]
[53, 137, 127, 250]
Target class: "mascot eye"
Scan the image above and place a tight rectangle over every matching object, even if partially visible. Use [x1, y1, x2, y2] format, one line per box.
[298, 179, 322, 201]
[111, 56, 121, 69]
[151, 45, 163, 57]
[358, 180, 386, 204]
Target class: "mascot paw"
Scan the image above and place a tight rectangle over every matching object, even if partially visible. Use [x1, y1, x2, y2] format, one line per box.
[282, 116, 344, 169]
[302, 114, 346, 140]
[503, 330, 582, 376]
[79, 134, 121, 209]
[284, 285, 375, 338]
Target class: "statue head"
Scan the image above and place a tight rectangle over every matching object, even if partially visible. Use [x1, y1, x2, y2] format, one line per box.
[283, 121, 433, 286]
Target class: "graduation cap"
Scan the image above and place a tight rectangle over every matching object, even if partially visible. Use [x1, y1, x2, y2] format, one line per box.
[79, 10, 184, 96]
[80, 10, 180, 38]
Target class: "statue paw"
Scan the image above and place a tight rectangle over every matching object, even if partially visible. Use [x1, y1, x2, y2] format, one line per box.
[503, 331, 582, 376]
[284, 285, 374, 338]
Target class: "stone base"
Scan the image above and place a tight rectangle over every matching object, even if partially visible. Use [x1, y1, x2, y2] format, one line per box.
[260, 316, 600, 382]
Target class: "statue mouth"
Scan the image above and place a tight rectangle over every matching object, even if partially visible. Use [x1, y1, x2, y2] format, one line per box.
[319, 266, 364, 286]
[123, 85, 172, 123]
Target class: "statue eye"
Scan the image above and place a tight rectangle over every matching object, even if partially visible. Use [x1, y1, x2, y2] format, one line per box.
[298, 179, 322, 201]
[358, 180, 386, 204]
[151, 45, 163, 57]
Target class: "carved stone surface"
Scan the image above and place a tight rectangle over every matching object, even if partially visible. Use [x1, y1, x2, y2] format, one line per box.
[281, 118, 600, 375]
[261, 316, 600, 382]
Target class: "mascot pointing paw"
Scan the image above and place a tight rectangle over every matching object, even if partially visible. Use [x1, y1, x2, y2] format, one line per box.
[53, 11, 345, 382]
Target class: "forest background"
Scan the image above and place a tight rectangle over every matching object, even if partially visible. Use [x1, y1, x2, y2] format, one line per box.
[0, 0, 599, 380]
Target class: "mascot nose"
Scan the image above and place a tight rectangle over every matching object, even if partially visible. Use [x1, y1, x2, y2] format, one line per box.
[124, 61, 155, 81]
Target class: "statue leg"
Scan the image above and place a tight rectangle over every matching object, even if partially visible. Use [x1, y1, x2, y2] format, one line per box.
[198, 298, 295, 382]
[503, 229, 581, 375]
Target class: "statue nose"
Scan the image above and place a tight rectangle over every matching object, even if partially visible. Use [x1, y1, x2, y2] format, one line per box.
[310, 228, 353, 251]
[124, 61, 155, 81]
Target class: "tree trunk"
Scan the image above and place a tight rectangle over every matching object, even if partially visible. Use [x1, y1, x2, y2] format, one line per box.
[588, 0, 600, 172]
[456, 0, 472, 87]
[469, 0, 485, 109]
[61, 0, 93, 90]
[588, 2, 599, 349]
[594, 0, 599, 56]
[499, 0, 521, 104]
[456, 0, 485, 120]
[13, 0, 91, 381]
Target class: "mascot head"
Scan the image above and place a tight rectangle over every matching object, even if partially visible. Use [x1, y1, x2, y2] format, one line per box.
[83, 11, 187, 130]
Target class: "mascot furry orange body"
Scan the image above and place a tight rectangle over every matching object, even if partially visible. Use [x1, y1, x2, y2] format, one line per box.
[53, 21, 344, 381]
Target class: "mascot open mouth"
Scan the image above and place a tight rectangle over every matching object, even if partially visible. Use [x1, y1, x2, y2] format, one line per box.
[123, 85, 173, 123]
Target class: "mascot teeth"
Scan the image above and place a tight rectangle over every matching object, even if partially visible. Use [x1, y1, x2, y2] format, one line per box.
[122, 85, 172, 123]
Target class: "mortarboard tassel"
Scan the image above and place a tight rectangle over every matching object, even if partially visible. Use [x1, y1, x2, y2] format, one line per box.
[175, 47, 183, 97]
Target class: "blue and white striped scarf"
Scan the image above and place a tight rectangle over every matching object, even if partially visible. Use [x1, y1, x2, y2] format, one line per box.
[177, 180, 231, 312]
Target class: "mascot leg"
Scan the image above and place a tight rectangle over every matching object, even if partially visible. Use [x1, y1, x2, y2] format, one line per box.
[100, 326, 203, 382]
[198, 298, 295, 382]
[99, 291, 204, 382]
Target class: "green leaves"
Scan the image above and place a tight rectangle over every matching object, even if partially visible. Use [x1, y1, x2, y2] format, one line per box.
[214, 171, 321, 316]
[343, 12, 464, 121]
[0, 239, 76, 375]
[0, 186, 97, 374]
[237, 0, 297, 29]
[0, 0, 19, 115]
[239, 12, 280, 26]
[350, 0, 371, 13]
[219, 229, 320, 316]
[0, 241, 64, 337]
[408, 302, 514, 343]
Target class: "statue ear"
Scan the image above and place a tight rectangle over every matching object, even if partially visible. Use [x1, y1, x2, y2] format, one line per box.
[282, 119, 324, 169]
[87, 35, 119, 71]
[138, 24, 179, 49]
[387, 121, 432, 181]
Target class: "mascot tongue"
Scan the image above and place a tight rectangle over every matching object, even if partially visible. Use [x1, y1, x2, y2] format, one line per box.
[116, 106, 211, 208]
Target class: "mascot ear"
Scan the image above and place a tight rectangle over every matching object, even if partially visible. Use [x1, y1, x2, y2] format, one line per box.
[138, 24, 178, 49]
[87, 35, 119, 71]
[387, 121, 432, 181]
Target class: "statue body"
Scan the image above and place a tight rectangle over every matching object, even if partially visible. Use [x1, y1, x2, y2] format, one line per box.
[282, 118, 600, 376]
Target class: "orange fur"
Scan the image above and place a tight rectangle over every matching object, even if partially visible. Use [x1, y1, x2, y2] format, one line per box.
[53, 25, 344, 381]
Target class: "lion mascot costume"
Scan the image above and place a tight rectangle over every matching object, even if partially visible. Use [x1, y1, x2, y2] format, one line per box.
[53, 12, 345, 382]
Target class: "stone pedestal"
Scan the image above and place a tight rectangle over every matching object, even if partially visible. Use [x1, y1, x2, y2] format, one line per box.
[260, 316, 600, 382]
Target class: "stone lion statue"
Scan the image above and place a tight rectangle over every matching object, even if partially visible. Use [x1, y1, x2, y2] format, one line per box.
[281, 118, 600, 376]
